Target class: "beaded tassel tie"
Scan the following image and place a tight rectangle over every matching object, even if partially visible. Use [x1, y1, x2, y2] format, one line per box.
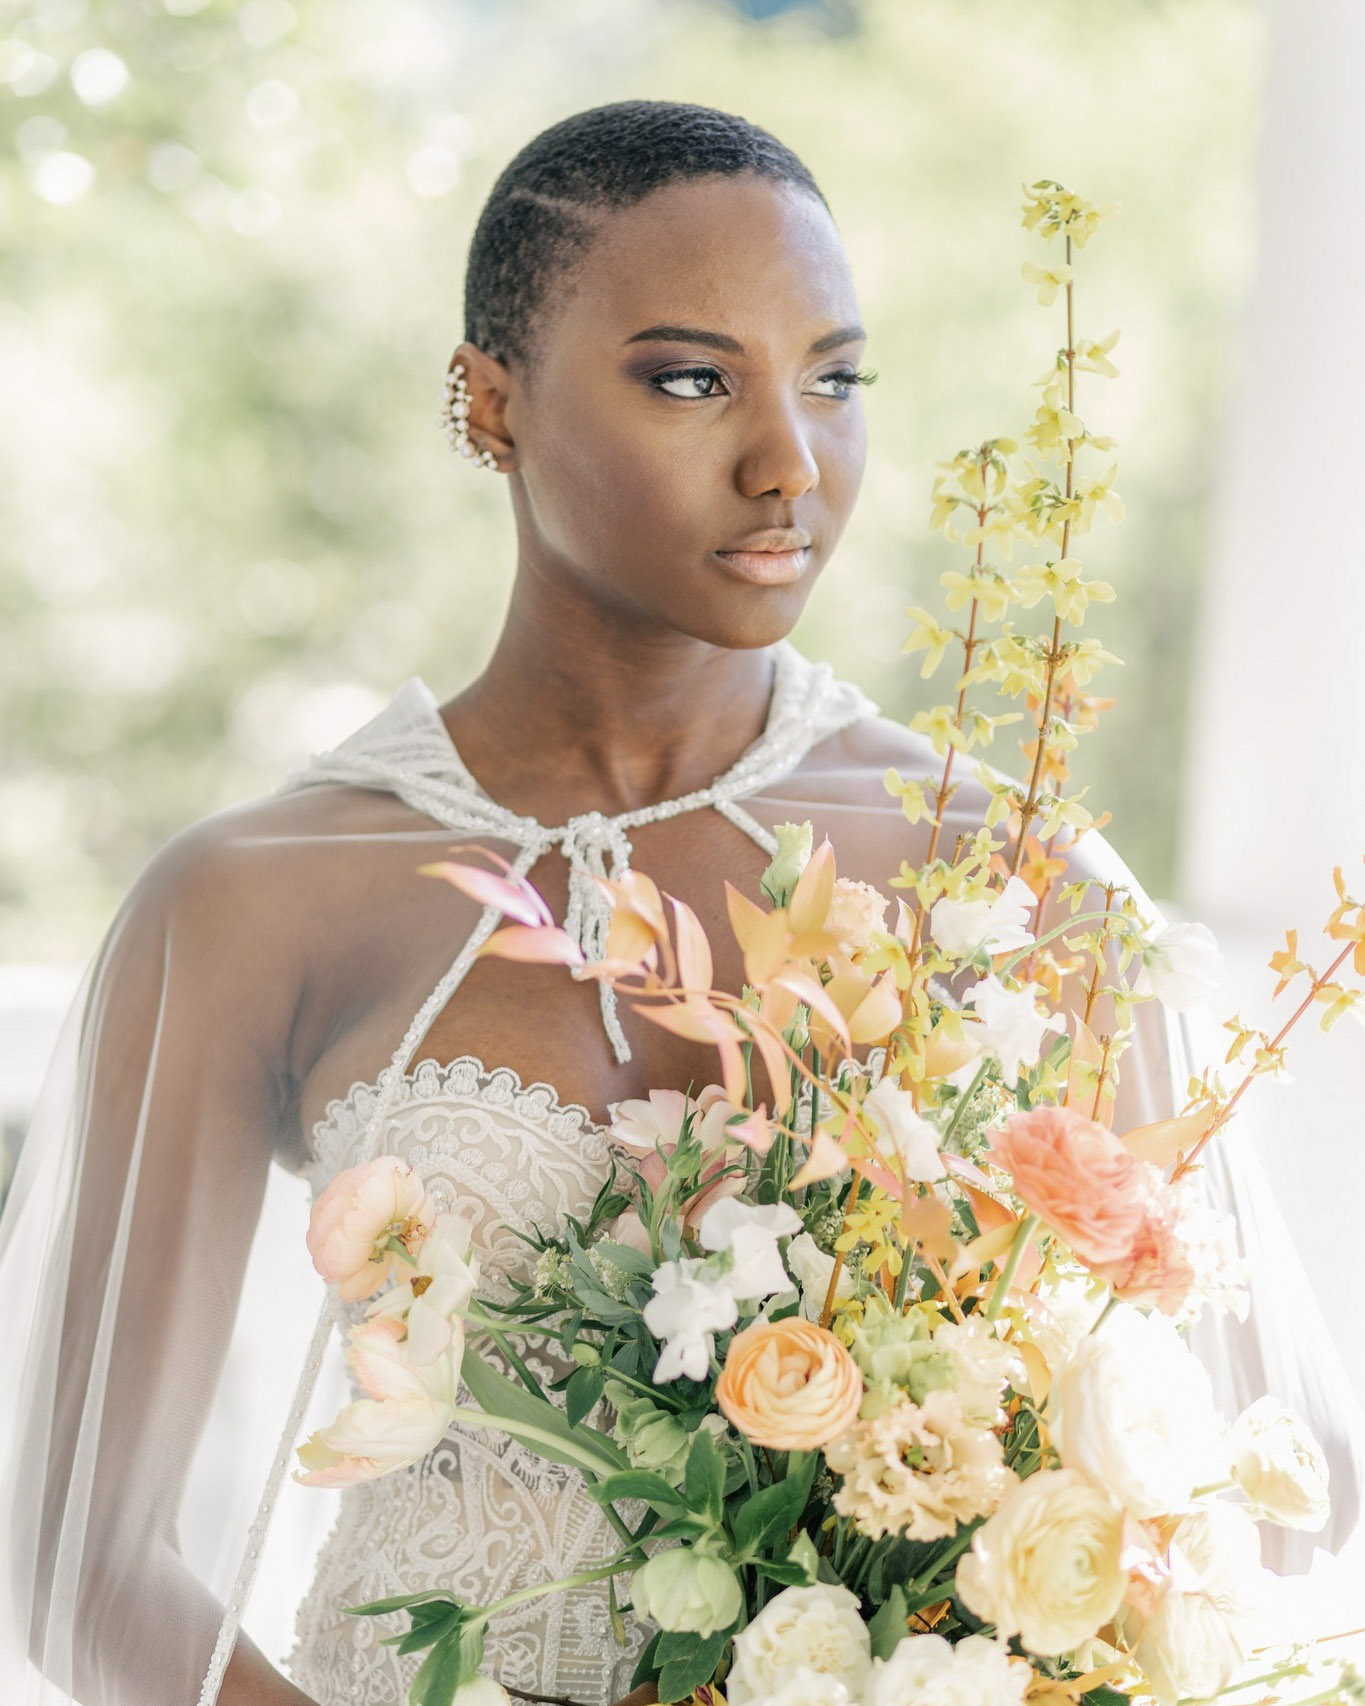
[441, 362, 498, 469]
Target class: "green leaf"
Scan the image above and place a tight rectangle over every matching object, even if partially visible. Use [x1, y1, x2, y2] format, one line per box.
[460, 1344, 628, 1476]
[343, 1588, 461, 1617]
[584, 1469, 687, 1509]
[630, 1627, 661, 1690]
[867, 1585, 908, 1660]
[730, 1452, 817, 1556]
[1081, 1689, 1133, 1706]
[754, 1558, 811, 1586]
[593, 1240, 658, 1276]
[565, 1364, 606, 1428]
[407, 1621, 484, 1706]
[657, 1628, 730, 1703]
[684, 1428, 725, 1523]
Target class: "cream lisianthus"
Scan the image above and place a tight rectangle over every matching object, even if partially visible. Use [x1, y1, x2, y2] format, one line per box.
[955, 1467, 1126, 1657]
[726, 1583, 871, 1706]
[826, 877, 890, 958]
[1050, 1304, 1224, 1518]
[826, 1388, 1015, 1542]
[1228, 1396, 1331, 1529]
[933, 1316, 1026, 1427]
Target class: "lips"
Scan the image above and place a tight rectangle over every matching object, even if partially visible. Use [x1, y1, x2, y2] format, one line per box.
[713, 528, 813, 587]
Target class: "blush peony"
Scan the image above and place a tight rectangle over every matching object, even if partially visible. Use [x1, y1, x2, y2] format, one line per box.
[306, 1153, 437, 1302]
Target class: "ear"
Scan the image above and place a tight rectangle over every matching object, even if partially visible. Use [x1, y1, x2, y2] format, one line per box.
[447, 342, 518, 472]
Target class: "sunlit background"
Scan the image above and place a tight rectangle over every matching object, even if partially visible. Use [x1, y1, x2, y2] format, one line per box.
[4, 0, 1365, 1635]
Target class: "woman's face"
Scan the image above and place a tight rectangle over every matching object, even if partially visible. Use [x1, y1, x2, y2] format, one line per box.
[460, 171, 870, 649]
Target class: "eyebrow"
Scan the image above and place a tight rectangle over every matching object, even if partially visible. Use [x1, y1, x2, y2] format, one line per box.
[622, 322, 867, 356]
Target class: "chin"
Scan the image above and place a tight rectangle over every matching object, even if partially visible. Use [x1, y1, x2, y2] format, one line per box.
[673, 587, 813, 651]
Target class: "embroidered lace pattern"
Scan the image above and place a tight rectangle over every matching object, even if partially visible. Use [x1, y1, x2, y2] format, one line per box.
[285, 1058, 651, 1706]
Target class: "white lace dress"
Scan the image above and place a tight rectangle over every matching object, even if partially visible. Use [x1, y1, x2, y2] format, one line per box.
[272, 642, 876, 1706]
[285, 1060, 648, 1706]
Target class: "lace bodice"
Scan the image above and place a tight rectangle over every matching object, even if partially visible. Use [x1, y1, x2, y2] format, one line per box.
[286, 1057, 651, 1706]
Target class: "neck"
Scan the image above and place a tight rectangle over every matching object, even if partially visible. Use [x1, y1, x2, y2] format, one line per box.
[441, 569, 782, 821]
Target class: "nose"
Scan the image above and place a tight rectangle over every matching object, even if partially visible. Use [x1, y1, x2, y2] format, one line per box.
[734, 397, 820, 501]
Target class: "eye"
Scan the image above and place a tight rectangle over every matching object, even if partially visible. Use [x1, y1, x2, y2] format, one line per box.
[649, 365, 729, 400]
[809, 366, 879, 400]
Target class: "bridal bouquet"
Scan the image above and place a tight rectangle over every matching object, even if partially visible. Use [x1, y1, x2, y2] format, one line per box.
[294, 183, 1365, 1706]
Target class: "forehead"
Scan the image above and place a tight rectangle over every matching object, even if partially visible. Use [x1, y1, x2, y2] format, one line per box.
[550, 172, 861, 355]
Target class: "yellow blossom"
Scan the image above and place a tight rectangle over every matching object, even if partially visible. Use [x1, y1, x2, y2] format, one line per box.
[885, 768, 935, 827]
[910, 705, 968, 758]
[1073, 464, 1124, 532]
[1074, 330, 1121, 377]
[940, 568, 1015, 622]
[1021, 260, 1074, 306]
[902, 607, 957, 678]
[1014, 558, 1116, 626]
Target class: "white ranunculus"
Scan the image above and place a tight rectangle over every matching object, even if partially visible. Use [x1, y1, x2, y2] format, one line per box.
[861, 1081, 945, 1181]
[785, 1231, 854, 1322]
[930, 875, 1037, 960]
[955, 1468, 1126, 1658]
[726, 1584, 872, 1706]
[451, 1678, 513, 1706]
[1027, 1276, 1107, 1375]
[1123, 1504, 1265, 1704]
[1228, 1396, 1331, 1529]
[868, 1633, 1029, 1706]
[643, 1257, 738, 1383]
[1050, 1304, 1224, 1518]
[698, 1198, 802, 1301]
[751, 1666, 856, 1706]
[961, 974, 1065, 1088]
[1136, 920, 1224, 1011]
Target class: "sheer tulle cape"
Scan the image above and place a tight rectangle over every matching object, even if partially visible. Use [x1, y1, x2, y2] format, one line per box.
[3, 653, 1361, 1706]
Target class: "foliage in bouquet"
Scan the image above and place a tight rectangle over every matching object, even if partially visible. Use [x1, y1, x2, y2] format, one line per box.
[294, 181, 1365, 1706]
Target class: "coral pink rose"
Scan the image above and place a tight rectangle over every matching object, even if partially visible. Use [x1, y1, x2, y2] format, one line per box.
[306, 1154, 437, 1302]
[716, 1319, 864, 1450]
[986, 1106, 1147, 1268]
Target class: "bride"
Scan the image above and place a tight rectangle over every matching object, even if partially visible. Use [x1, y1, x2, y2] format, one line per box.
[2, 98, 1359, 1706]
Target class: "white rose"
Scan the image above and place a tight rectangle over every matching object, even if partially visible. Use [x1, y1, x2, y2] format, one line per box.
[451, 1679, 513, 1706]
[643, 1258, 738, 1383]
[1228, 1396, 1330, 1529]
[1136, 920, 1224, 1011]
[861, 1080, 945, 1181]
[961, 974, 1065, 1089]
[754, 1667, 856, 1706]
[785, 1231, 854, 1322]
[698, 1198, 802, 1301]
[726, 1584, 871, 1706]
[930, 876, 1037, 960]
[1050, 1304, 1224, 1518]
[1122, 1504, 1264, 1704]
[868, 1633, 1028, 1706]
[1027, 1276, 1107, 1376]
[955, 1467, 1126, 1657]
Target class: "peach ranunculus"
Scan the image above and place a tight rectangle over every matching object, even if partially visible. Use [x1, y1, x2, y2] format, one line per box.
[716, 1319, 864, 1450]
[306, 1154, 437, 1302]
[1091, 1166, 1195, 1314]
[985, 1106, 1147, 1268]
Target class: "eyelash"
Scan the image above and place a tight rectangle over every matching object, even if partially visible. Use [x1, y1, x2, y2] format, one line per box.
[648, 364, 879, 401]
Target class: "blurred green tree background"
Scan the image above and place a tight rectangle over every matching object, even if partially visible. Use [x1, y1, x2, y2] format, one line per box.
[0, 0, 1262, 960]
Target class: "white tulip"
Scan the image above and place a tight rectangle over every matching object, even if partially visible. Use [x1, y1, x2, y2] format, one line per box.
[1228, 1396, 1331, 1529]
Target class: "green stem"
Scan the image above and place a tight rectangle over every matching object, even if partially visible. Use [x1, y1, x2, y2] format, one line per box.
[984, 1214, 1038, 1319]
[994, 908, 1131, 978]
[940, 1059, 989, 1150]
[476, 1550, 640, 1623]
[1175, 1663, 1309, 1705]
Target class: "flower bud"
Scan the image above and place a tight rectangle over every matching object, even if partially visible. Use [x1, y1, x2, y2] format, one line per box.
[630, 1548, 743, 1636]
